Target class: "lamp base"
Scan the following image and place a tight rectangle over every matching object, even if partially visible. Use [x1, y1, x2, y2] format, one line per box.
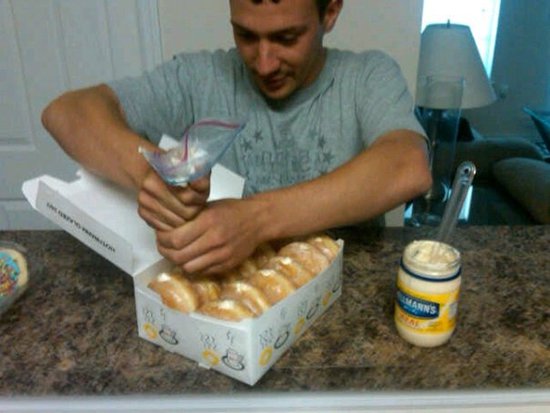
[405, 185, 473, 227]
[406, 181, 450, 227]
[424, 181, 450, 204]
[408, 212, 442, 227]
[411, 103, 461, 228]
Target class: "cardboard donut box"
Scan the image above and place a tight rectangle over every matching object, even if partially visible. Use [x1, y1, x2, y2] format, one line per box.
[22, 165, 343, 385]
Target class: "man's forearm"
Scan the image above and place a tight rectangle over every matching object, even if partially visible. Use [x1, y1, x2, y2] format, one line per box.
[252, 130, 432, 241]
[41, 84, 155, 190]
[153, 131, 431, 274]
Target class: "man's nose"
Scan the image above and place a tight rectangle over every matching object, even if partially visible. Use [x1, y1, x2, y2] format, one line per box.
[255, 40, 280, 76]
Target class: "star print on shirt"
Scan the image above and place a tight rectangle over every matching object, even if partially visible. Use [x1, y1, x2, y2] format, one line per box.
[317, 135, 327, 149]
[322, 152, 335, 164]
[241, 137, 253, 153]
[253, 130, 263, 143]
[312, 132, 335, 176]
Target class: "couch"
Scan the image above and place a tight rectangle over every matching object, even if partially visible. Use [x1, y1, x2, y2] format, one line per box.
[452, 124, 550, 225]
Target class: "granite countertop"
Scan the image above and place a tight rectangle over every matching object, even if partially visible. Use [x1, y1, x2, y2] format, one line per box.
[0, 226, 548, 396]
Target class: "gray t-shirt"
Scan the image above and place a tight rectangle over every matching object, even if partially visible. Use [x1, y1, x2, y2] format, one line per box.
[109, 48, 424, 196]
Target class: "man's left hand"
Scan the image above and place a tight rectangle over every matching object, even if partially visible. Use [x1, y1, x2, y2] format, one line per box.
[155, 198, 265, 275]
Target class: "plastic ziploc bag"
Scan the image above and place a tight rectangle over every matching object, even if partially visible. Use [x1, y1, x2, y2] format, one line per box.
[139, 118, 246, 186]
[0, 241, 29, 317]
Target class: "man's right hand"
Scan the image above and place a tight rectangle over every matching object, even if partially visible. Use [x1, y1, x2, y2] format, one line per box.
[137, 170, 210, 231]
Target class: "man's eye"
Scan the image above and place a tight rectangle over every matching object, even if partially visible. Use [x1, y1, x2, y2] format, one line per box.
[236, 31, 257, 42]
[275, 35, 298, 45]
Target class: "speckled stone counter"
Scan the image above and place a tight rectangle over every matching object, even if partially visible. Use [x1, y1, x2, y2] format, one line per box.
[0, 226, 548, 396]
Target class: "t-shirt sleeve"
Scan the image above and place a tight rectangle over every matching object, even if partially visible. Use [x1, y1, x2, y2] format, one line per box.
[107, 54, 196, 145]
[354, 51, 426, 145]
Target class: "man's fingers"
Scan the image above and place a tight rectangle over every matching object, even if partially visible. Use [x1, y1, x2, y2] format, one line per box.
[189, 174, 211, 193]
[141, 175, 191, 218]
[174, 176, 210, 206]
[156, 222, 233, 272]
[175, 189, 209, 208]
[157, 240, 236, 275]
[156, 220, 205, 253]
[140, 171, 206, 221]
[185, 257, 235, 276]
[138, 191, 186, 228]
[156, 239, 212, 270]
[154, 198, 259, 276]
[138, 207, 173, 232]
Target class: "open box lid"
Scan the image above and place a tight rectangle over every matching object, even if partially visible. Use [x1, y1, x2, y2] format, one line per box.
[22, 164, 244, 277]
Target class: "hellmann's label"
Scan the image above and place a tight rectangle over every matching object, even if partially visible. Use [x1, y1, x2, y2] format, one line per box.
[396, 290, 439, 318]
[395, 280, 459, 335]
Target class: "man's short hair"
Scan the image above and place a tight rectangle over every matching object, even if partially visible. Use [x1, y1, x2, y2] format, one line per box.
[316, 0, 331, 20]
[249, 0, 332, 20]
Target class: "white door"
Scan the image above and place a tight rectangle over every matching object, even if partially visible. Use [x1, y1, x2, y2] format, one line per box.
[0, 0, 161, 229]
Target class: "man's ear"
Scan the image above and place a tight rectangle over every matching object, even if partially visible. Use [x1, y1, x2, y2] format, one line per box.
[322, 0, 343, 33]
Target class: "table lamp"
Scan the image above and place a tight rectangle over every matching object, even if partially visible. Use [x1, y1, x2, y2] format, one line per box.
[416, 23, 496, 109]
[409, 22, 497, 226]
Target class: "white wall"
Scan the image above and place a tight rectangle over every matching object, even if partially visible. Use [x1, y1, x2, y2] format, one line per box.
[158, 0, 423, 95]
[157, 0, 425, 226]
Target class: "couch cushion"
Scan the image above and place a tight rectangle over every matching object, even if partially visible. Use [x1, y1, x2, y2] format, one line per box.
[492, 158, 550, 224]
[455, 138, 544, 184]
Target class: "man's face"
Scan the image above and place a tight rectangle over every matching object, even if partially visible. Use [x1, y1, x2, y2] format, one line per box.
[229, 0, 332, 100]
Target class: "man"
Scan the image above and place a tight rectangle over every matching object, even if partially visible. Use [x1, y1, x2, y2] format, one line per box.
[41, 0, 432, 275]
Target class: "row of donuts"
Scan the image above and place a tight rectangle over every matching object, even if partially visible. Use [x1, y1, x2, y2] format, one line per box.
[147, 234, 340, 321]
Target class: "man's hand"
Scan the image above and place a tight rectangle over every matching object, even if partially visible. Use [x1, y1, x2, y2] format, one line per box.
[155, 198, 266, 275]
[137, 170, 211, 231]
[150, 131, 431, 276]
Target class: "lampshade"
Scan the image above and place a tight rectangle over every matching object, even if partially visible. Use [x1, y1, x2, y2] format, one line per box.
[416, 23, 497, 109]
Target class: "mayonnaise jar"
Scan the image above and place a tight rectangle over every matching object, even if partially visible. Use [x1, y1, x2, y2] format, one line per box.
[394, 240, 461, 347]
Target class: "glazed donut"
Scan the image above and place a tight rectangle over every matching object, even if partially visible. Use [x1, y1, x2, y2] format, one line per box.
[189, 275, 221, 306]
[148, 235, 338, 316]
[249, 269, 296, 305]
[223, 258, 258, 282]
[306, 235, 340, 261]
[148, 271, 199, 313]
[252, 243, 277, 268]
[263, 256, 314, 288]
[198, 299, 254, 321]
[239, 258, 258, 278]
[220, 281, 271, 316]
[278, 242, 330, 275]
